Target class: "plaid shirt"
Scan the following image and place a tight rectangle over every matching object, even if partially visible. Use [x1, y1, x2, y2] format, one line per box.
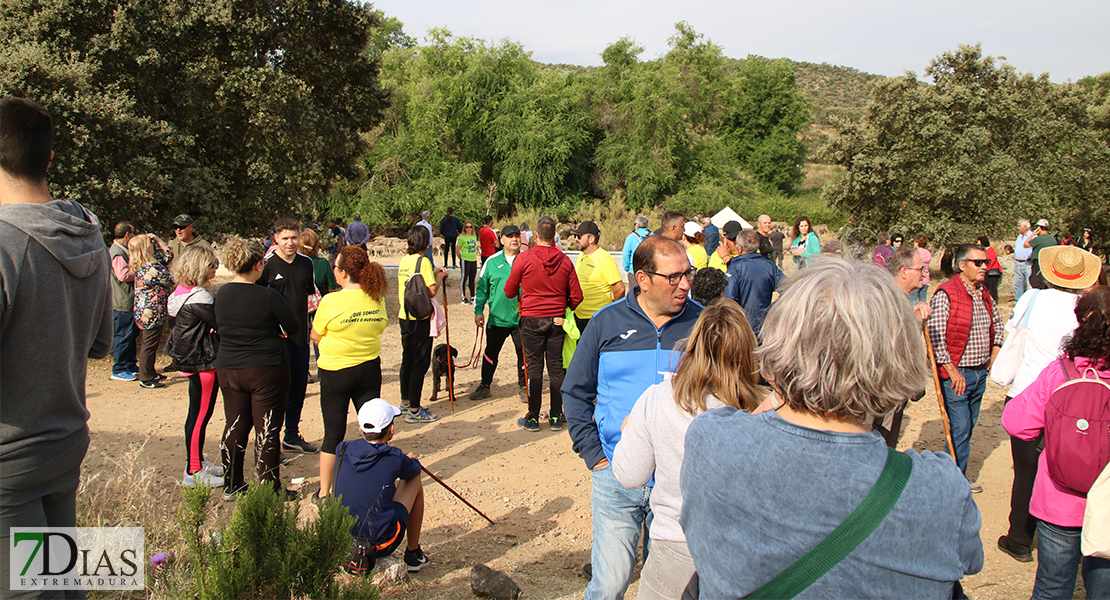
[927, 279, 1004, 367]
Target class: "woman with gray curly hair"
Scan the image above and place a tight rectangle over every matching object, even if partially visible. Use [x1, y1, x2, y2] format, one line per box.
[680, 258, 984, 599]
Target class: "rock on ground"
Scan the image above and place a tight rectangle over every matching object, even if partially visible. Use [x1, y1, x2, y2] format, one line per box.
[471, 564, 522, 599]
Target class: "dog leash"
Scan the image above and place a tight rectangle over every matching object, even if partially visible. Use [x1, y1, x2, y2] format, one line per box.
[461, 325, 484, 369]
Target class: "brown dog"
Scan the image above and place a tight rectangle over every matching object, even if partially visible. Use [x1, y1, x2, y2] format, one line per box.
[430, 343, 459, 402]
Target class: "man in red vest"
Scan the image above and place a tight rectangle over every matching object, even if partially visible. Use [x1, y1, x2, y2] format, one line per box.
[926, 244, 1004, 492]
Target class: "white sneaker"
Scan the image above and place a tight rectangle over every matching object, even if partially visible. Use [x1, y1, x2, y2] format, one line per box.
[183, 469, 225, 488]
[202, 459, 225, 477]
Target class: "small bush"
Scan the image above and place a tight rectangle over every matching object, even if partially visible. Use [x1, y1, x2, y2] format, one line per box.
[182, 484, 360, 600]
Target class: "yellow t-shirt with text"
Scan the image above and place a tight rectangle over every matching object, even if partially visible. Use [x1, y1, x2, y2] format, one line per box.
[708, 250, 737, 273]
[574, 249, 623, 319]
[397, 253, 435, 320]
[313, 288, 388, 371]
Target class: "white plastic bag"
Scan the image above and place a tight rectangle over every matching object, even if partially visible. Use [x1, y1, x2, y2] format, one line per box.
[1082, 462, 1110, 558]
[989, 290, 1039, 386]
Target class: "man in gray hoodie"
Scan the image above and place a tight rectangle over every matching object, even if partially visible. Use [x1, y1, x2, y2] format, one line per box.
[0, 97, 113, 598]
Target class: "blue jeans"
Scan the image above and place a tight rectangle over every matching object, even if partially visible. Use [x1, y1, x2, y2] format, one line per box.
[1032, 520, 1110, 599]
[587, 466, 652, 600]
[909, 286, 929, 304]
[940, 366, 988, 473]
[112, 310, 138, 375]
[1014, 261, 1032, 302]
[423, 247, 435, 268]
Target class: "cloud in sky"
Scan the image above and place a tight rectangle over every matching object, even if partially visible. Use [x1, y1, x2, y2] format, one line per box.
[369, 0, 1109, 81]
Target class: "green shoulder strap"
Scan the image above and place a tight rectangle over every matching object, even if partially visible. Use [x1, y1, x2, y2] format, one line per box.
[745, 447, 913, 600]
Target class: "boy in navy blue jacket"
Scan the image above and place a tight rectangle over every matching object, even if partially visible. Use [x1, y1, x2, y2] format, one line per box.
[334, 398, 428, 574]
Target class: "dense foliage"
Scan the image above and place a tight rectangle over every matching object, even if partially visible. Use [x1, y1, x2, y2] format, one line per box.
[823, 44, 1110, 246]
[1, 0, 388, 233]
[326, 22, 812, 228]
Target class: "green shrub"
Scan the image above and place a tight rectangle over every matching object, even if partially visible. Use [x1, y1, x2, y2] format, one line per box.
[181, 484, 360, 600]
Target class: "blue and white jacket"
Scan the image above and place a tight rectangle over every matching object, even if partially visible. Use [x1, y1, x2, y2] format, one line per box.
[563, 289, 703, 470]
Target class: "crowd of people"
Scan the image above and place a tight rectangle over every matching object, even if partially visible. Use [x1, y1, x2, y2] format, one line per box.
[3, 96, 1109, 599]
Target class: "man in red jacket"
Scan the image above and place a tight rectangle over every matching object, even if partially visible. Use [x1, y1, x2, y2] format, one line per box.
[927, 243, 1004, 493]
[504, 216, 583, 432]
[478, 215, 501, 266]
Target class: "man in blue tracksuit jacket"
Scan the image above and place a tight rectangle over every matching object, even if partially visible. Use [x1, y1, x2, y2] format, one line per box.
[563, 235, 703, 600]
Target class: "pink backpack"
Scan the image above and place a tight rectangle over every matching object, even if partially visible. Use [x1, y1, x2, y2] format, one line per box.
[1045, 358, 1110, 495]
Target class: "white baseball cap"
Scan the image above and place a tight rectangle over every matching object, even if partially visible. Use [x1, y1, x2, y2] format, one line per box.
[683, 221, 703, 237]
[358, 398, 401, 433]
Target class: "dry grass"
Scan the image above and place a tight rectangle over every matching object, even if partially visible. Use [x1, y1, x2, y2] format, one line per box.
[78, 439, 226, 599]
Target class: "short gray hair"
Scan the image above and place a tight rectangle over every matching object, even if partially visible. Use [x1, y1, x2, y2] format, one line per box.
[1018, 219, 1031, 228]
[876, 231, 890, 245]
[635, 215, 649, 229]
[953, 243, 985, 267]
[421, 210, 430, 220]
[887, 248, 918, 276]
[757, 259, 928, 420]
[737, 230, 761, 254]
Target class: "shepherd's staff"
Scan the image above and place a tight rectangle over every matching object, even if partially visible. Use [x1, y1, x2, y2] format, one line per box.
[422, 466, 495, 525]
[442, 282, 455, 413]
[922, 324, 957, 458]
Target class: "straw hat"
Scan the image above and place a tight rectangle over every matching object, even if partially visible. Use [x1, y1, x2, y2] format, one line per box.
[1039, 245, 1102, 289]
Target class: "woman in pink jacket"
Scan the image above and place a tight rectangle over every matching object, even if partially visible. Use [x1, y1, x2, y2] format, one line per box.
[1002, 285, 1110, 599]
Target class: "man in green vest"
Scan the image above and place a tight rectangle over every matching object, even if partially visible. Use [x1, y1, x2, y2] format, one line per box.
[469, 226, 525, 400]
[109, 221, 139, 381]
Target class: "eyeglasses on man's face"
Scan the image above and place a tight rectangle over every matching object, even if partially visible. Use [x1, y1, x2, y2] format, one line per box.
[642, 267, 696, 286]
[966, 259, 990, 267]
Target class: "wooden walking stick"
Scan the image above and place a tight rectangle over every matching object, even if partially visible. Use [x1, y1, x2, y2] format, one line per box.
[442, 282, 455, 413]
[923, 325, 957, 458]
[422, 466, 495, 525]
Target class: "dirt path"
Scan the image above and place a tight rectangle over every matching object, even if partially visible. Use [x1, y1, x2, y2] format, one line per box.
[80, 255, 1049, 599]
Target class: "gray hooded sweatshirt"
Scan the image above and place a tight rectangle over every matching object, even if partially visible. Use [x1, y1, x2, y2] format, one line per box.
[1, 199, 113, 476]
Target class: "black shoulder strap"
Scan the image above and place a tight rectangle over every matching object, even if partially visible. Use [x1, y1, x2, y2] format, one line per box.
[332, 442, 348, 488]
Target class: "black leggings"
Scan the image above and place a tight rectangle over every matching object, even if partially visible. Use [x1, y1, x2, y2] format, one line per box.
[1005, 396, 1043, 546]
[481, 325, 524, 387]
[462, 260, 477, 299]
[443, 237, 457, 267]
[399, 318, 433, 409]
[319, 358, 382, 454]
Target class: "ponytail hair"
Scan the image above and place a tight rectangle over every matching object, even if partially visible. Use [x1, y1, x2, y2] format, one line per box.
[336, 245, 387, 301]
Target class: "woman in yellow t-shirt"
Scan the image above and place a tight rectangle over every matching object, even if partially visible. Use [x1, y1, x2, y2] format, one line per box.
[683, 221, 708, 270]
[311, 245, 390, 499]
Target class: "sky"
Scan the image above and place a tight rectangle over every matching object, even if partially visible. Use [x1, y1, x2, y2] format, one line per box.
[368, 0, 1110, 82]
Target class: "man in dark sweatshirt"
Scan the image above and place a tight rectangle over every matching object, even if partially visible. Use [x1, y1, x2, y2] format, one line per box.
[504, 216, 583, 432]
[0, 97, 113, 597]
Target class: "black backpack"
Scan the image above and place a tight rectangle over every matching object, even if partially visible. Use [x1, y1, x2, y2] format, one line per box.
[404, 256, 434, 319]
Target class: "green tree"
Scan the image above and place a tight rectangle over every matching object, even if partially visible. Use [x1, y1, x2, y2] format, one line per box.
[1, 0, 388, 233]
[824, 44, 1110, 246]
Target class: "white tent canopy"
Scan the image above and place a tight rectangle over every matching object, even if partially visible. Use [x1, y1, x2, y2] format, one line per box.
[710, 207, 753, 230]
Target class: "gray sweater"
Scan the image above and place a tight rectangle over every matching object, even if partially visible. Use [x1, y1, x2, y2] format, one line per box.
[1, 200, 112, 476]
[612, 379, 725, 543]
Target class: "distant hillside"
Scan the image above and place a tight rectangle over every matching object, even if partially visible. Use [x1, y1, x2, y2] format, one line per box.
[789, 61, 888, 125]
[537, 58, 886, 127]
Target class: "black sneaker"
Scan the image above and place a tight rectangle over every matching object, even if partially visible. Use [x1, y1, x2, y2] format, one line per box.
[282, 436, 318, 454]
[517, 417, 540, 432]
[469, 384, 491, 400]
[283, 488, 298, 503]
[997, 535, 1033, 562]
[139, 380, 164, 389]
[404, 547, 429, 572]
[549, 414, 564, 431]
[582, 563, 592, 580]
